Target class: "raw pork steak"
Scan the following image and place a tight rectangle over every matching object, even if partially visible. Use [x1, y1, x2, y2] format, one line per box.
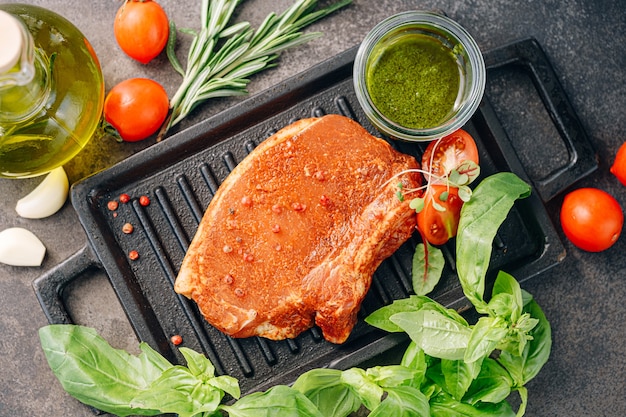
[175, 114, 421, 343]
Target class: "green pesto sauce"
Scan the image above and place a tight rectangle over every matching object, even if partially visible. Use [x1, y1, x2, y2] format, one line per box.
[366, 34, 461, 129]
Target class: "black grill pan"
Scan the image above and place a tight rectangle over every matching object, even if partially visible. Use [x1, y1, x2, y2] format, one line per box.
[34, 38, 595, 405]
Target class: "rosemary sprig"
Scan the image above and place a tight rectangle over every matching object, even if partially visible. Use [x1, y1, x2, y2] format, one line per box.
[159, 0, 352, 141]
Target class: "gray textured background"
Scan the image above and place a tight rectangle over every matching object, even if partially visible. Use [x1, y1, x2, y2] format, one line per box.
[0, 0, 624, 415]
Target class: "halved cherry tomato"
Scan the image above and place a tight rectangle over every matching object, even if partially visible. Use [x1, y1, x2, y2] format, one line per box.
[417, 185, 464, 246]
[103, 78, 169, 142]
[114, 0, 169, 64]
[560, 187, 623, 252]
[610, 141, 626, 186]
[422, 129, 479, 182]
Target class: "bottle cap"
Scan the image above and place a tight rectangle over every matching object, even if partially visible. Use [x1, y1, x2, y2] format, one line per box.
[0, 11, 24, 74]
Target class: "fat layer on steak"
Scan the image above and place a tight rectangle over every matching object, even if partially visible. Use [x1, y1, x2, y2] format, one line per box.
[174, 114, 421, 344]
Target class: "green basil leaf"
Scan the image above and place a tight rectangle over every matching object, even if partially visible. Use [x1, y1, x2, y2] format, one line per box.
[220, 385, 324, 417]
[491, 271, 524, 322]
[38, 324, 171, 416]
[430, 391, 515, 417]
[456, 173, 531, 311]
[292, 369, 361, 417]
[400, 342, 428, 376]
[365, 295, 434, 332]
[412, 242, 445, 296]
[208, 374, 241, 400]
[179, 346, 215, 377]
[441, 358, 482, 400]
[369, 386, 430, 417]
[463, 358, 513, 405]
[514, 386, 528, 417]
[130, 366, 223, 417]
[390, 310, 471, 360]
[498, 300, 552, 386]
[340, 368, 384, 411]
[464, 316, 509, 363]
[366, 365, 425, 389]
[179, 347, 240, 399]
[486, 293, 516, 320]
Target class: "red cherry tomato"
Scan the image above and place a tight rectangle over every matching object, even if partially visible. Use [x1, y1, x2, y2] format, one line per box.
[103, 78, 169, 142]
[560, 188, 623, 252]
[422, 129, 479, 182]
[417, 185, 464, 246]
[610, 142, 626, 186]
[114, 0, 169, 64]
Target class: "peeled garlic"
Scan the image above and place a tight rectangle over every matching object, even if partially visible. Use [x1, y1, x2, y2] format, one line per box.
[0, 227, 46, 267]
[16, 166, 69, 219]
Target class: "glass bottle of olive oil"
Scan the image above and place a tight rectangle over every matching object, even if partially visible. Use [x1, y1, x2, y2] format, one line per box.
[0, 4, 104, 178]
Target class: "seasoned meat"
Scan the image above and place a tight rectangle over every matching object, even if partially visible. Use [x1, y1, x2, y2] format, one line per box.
[174, 114, 421, 344]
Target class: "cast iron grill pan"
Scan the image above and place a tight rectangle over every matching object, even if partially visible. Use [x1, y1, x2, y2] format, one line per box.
[34, 38, 595, 406]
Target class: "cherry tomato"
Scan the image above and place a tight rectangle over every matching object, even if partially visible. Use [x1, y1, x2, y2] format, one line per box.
[422, 129, 479, 182]
[610, 141, 626, 186]
[114, 0, 169, 64]
[560, 188, 623, 252]
[417, 185, 464, 246]
[103, 78, 169, 142]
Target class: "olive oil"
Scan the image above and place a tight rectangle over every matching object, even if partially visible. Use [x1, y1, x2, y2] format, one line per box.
[0, 4, 104, 178]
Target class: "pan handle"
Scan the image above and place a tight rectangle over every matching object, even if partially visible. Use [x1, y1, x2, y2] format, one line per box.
[483, 37, 598, 202]
[32, 244, 101, 325]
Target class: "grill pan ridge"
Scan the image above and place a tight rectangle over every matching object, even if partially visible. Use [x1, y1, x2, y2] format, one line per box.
[34, 38, 595, 404]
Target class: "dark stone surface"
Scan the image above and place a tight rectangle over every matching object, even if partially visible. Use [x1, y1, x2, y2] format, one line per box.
[0, 0, 624, 415]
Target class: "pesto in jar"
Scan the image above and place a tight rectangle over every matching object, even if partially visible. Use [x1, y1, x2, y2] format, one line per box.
[366, 33, 461, 129]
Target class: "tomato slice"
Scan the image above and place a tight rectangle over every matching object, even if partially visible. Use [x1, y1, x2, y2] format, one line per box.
[417, 184, 464, 246]
[422, 129, 479, 183]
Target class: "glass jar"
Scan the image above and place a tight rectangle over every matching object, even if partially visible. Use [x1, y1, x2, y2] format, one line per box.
[353, 10, 485, 141]
[0, 4, 104, 178]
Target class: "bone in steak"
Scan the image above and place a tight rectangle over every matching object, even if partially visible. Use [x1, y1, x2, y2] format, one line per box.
[174, 114, 421, 344]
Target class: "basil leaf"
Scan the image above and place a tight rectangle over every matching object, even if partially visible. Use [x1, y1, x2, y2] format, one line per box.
[400, 341, 428, 375]
[412, 242, 445, 296]
[369, 386, 430, 417]
[38, 324, 171, 416]
[498, 299, 552, 386]
[486, 293, 516, 321]
[180, 346, 215, 377]
[130, 366, 223, 417]
[292, 369, 361, 417]
[441, 358, 482, 400]
[340, 368, 384, 411]
[491, 271, 524, 322]
[430, 391, 516, 417]
[179, 347, 240, 399]
[221, 385, 323, 417]
[365, 295, 434, 332]
[456, 173, 531, 311]
[366, 365, 425, 389]
[464, 316, 509, 363]
[514, 386, 528, 417]
[390, 310, 471, 360]
[464, 358, 513, 405]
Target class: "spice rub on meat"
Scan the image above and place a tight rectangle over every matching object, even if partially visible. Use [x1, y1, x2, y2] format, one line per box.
[174, 114, 421, 344]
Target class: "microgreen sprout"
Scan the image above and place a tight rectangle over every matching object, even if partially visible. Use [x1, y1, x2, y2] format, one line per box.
[387, 158, 480, 214]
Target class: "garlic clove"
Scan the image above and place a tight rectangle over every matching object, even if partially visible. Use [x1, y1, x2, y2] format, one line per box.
[0, 227, 47, 267]
[16, 166, 70, 219]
